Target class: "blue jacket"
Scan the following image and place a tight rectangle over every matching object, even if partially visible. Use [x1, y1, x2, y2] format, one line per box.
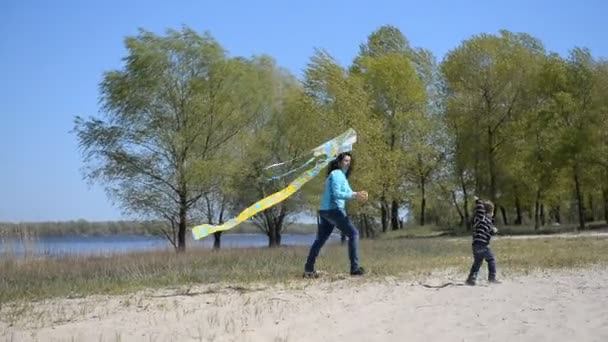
[320, 169, 354, 210]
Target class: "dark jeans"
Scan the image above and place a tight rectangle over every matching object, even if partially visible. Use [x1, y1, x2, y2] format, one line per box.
[468, 243, 497, 280]
[305, 209, 360, 273]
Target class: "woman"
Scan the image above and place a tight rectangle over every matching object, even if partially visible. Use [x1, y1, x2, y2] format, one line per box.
[304, 152, 368, 278]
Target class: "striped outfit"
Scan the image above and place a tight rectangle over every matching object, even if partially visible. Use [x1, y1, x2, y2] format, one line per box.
[472, 200, 496, 245]
[466, 199, 499, 284]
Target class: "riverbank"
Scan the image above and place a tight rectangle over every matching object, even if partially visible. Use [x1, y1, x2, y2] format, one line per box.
[2, 233, 607, 303]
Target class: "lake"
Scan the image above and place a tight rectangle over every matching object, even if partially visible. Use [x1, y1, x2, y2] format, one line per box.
[0, 233, 341, 257]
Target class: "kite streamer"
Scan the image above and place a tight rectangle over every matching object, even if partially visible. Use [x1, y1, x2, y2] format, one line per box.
[191, 128, 357, 240]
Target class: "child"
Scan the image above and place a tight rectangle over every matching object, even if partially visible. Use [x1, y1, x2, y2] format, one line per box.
[466, 197, 501, 285]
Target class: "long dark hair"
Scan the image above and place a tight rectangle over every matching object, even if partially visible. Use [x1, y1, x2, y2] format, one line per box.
[327, 152, 354, 178]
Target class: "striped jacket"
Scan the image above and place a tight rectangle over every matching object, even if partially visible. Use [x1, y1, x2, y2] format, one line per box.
[472, 200, 496, 245]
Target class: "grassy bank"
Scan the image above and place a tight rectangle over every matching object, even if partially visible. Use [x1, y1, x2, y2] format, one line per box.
[4, 219, 605, 238]
[2, 233, 607, 304]
[392, 221, 608, 239]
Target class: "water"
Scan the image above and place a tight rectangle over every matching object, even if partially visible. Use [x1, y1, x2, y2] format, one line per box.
[0, 233, 341, 257]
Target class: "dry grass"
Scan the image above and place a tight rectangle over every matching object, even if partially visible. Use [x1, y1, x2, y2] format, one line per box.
[2, 233, 608, 305]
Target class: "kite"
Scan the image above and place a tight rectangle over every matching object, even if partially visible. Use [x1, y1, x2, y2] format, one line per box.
[191, 128, 357, 240]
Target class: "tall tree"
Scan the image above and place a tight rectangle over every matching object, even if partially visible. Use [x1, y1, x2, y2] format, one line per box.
[552, 49, 603, 230]
[442, 30, 546, 224]
[591, 61, 608, 223]
[227, 57, 308, 247]
[353, 26, 428, 231]
[74, 27, 272, 251]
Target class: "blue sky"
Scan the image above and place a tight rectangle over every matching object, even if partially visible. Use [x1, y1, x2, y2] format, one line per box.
[1, 0, 605, 222]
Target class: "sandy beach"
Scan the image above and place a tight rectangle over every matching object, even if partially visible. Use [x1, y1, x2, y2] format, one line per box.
[2, 265, 607, 342]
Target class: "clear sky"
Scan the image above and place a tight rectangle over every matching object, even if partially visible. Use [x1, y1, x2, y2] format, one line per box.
[1, 0, 605, 222]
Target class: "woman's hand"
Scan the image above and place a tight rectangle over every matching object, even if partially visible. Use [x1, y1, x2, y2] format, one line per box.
[354, 191, 368, 201]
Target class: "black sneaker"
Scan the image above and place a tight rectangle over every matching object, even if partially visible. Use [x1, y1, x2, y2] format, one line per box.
[303, 271, 320, 279]
[465, 278, 476, 286]
[350, 267, 366, 276]
[488, 278, 502, 284]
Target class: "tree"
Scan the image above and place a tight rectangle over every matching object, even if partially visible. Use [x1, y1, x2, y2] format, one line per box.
[354, 44, 427, 230]
[590, 61, 608, 223]
[74, 27, 272, 251]
[303, 49, 384, 236]
[355, 25, 413, 60]
[442, 30, 546, 225]
[553, 49, 604, 230]
[515, 53, 569, 229]
[225, 56, 310, 247]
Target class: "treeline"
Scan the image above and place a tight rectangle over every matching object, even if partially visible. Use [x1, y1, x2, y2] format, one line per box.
[0, 220, 165, 238]
[73, 26, 608, 251]
[0, 221, 318, 238]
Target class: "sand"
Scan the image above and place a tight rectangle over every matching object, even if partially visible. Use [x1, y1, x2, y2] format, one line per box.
[2, 266, 607, 342]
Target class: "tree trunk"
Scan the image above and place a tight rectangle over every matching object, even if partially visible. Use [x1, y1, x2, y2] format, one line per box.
[391, 199, 400, 230]
[419, 176, 426, 226]
[488, 127, 497, 203]
[177, 193, 187, 253]
[460, 171, 470, 230]
[515, 192, 523, 225]
[540, 203, 546, 226]
[275, 230, 282, 246]
[264, 206, 286, 248]
[451, 191, 465, 227]
[534, 203, 540, 230]
[358, 215, 366, 239]
[358, 214, 374, 239]
[213, 232, 222, 249]
[419, 196, 426, 226]
[573, 164, 585, 231]
[380, 194, 389, 233]
[268, 228, 281, 247]
[364, 214, 375, 238]
[474, 154, 481, 199]
[603, 188, 608, 223]
[500, 206, 508, 225]
[213, 200, 226, 250]
[588, 194, 595, 222]
[554, 205, 562, 224]
[534, 189, 541, 230]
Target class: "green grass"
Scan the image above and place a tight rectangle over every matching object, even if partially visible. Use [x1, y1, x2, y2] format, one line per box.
[2, 234, 608, 304]
[492, 221, 607, 235]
